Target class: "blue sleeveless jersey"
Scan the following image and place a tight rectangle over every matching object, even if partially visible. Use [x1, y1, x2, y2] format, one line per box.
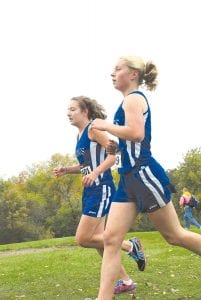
[114, 91, 153, 174]
[75, 123, 113, 186]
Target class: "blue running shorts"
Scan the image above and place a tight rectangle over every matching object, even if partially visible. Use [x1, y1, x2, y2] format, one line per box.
[82, 182, 116, 217]
[113, 163, 173, 213]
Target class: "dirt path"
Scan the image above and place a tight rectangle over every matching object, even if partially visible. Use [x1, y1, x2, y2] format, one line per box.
[0, 246, 69, 257]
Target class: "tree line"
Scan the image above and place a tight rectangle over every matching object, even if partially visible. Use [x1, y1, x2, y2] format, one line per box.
[0, 148, 201, 245]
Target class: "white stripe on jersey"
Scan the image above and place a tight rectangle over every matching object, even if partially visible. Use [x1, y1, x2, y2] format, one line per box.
[100, 146, 105, 179]
[126, 140, 135, 167]
[97, 185, 107, 217]
[139, 168, 166, 207]
[90, 141, 100, 185]
[135, 142, 141, 158]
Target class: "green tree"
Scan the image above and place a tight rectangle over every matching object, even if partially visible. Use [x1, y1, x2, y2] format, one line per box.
[0, 184, 28, 243]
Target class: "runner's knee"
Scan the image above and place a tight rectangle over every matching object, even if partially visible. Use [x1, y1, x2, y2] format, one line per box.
[75, 233, 90, 247]
[162, 229, 186, 246]
[103, 230, 122, 248]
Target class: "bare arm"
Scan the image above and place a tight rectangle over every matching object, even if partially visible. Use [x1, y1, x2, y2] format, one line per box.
[54, 164, 80, 177]
[91, 93, 147, 142]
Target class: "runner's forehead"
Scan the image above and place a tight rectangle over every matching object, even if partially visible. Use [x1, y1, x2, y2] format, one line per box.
[68, 100, 80, 109]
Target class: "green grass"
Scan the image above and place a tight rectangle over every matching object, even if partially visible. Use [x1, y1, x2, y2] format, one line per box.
[0, 231, 201, 299]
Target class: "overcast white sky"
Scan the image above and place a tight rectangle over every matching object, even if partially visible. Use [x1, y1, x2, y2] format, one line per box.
[0, 0, 200, 179]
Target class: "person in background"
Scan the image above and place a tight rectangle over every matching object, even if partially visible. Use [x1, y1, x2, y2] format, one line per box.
[54, 96, 146, 295]
[91, 55, 201, 300]
[179, 187, 201, 230]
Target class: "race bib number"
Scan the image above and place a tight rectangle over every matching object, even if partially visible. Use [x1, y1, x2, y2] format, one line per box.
[115, 152, 122, 168]
[80, 165, 92, 176]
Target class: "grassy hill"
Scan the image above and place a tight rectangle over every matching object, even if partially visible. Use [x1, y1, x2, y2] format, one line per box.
[0, 231, 201, 299]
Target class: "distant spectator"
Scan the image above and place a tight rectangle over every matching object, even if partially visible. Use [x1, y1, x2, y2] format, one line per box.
[179, 188, 201, 230]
